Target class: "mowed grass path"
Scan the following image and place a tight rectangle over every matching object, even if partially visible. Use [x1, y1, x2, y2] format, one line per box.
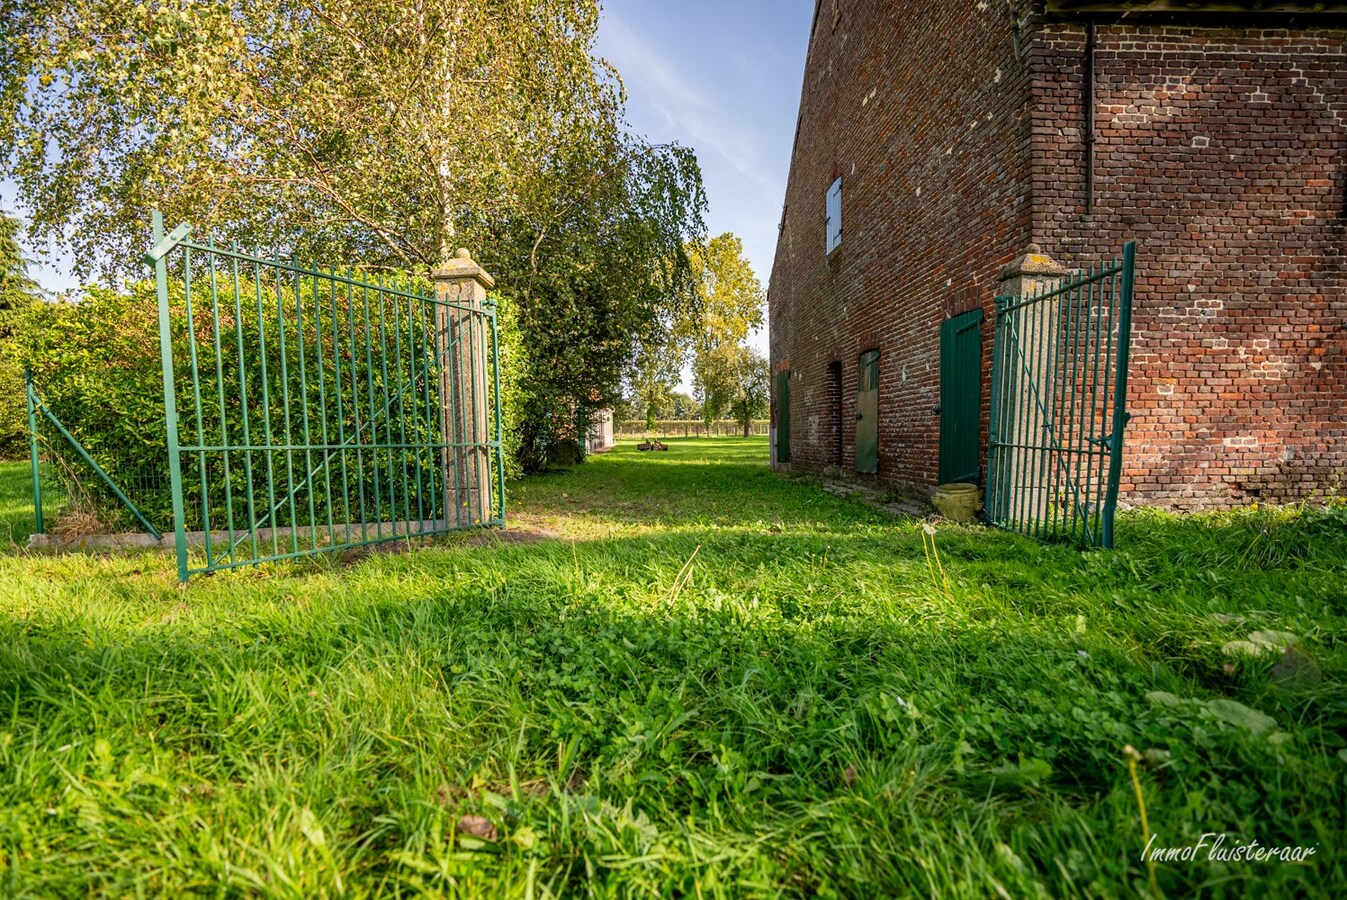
[0, 437, 1344, 897]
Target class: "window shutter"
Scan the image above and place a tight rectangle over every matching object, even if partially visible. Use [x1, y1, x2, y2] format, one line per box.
[826, 177, 842, 254]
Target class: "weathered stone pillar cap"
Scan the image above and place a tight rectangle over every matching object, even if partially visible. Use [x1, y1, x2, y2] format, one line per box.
[432, 247, 496, 289]
[999, 243, 1067, 280]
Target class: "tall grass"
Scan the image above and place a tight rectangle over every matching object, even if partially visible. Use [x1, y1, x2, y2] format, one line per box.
[0, 440, 1342, 896]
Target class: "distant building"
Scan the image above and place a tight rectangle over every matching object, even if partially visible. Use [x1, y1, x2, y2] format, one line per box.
[768, 0, 1345, 509]
[587, 409, 615, 454]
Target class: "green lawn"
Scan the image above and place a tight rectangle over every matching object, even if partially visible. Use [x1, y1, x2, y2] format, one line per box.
[0, 438, 1343, 897]
[0, 458, 39, 548]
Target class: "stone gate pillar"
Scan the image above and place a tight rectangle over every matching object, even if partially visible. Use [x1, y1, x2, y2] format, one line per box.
[433, 249, 494, 527]
[996, 244, 1067, 528]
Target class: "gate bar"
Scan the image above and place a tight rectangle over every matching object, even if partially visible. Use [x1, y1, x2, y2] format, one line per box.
[1101, 240, 1136, 548]
[152, 211, 190, 579]
[25, 370, 43, 535]
[31, 390, 163, 540]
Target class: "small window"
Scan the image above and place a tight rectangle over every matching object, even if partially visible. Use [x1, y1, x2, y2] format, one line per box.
[825, 177, 842, 255]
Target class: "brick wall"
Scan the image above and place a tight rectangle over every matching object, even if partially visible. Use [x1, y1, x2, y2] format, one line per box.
[768, 0, 1034, 486]
[1032, 22, 1347, 507]
[770, 3, 1346, 508]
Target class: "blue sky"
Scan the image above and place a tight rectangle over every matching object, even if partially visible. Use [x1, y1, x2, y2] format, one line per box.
[595, 1, 814, 348]
[3, 0, 816, 356]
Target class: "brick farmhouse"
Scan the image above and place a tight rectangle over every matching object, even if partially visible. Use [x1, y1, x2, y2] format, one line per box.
[767, 0, 1346, 509]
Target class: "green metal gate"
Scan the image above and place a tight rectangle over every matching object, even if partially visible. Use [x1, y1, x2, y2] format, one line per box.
[856, 350, 879, 474]
[986, 242, 1135, 548]
[938, 309, 984, 485]
[148, 212, 504, 579]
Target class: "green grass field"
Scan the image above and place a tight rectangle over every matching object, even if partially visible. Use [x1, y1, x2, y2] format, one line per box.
[0, 437, 1343, 897]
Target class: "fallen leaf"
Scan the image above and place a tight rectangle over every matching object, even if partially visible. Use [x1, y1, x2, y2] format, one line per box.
[1207, 699, 1276, 734]
[1248, 630, 1299, 652]
[1270, 646, 1321, 688]
[457, 815, 498, 842]
[297, 807, 326, 847]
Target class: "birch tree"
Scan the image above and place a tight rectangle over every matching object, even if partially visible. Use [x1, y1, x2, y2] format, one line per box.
[1, 0, 645, 270]
[1, 0, 706, 469]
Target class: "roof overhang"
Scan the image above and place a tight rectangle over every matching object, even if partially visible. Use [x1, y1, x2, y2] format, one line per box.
[1046, 1, 1347, 14]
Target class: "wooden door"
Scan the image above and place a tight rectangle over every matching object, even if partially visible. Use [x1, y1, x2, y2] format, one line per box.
[855, 350, 879, 474]
[939, 310, 984, 484]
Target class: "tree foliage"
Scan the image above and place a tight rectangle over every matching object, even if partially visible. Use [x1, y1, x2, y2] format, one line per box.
[0, 213, 37, 330]
[2, 0, 615, 270]
[727, 347, 769, 437]
[694, 343, 768, 436]
[0, 212, 38, 456]
[11, 274, 532, 524]
[626, 231, 763, 429]
[626, 328, 683, 430]
[0, 0, 705, 470]
[683, 234, 763, 426]
[685, 233, 764, 359]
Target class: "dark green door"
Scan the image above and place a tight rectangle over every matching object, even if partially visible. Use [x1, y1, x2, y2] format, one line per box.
[856, 350, 879, 474]
[939, 309, 984, 484]
[775, 370, 791, 463]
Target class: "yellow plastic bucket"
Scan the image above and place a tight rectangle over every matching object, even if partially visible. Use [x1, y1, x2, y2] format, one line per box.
[931, 483, 981, 522]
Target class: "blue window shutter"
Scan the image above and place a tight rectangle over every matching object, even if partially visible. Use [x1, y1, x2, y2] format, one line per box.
[826, 177, 842, 254]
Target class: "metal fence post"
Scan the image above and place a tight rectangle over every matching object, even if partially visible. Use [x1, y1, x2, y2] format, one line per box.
[486, 297, 506, 526]
[148, 210, 190, 580]
[25, 369, 43, 535]
[432, 249, 495, 527]
[1101, 240, 1137, 549]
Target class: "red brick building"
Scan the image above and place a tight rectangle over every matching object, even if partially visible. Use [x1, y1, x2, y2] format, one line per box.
[768, 0, 1346, 509]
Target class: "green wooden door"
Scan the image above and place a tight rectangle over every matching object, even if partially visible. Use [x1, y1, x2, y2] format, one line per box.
[775, 370, 791, 463]
[855, 350, 879, 474]
[939, 309, 984, 484]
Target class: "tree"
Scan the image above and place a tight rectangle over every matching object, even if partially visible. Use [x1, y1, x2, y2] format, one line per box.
[0, 213, 37, 331]
[694, 343, 767, 436]
[728, 347, 769, 437]
[668, 391, 700, 421]
[684, 234, 763, 428]
[0, 212, 39, 455]
[692, 343, 737, 427]
[686, 234, 764, 358]
[626, 231, 762, 427]
[626, 333, 680, 431]
[1, 0, 705, 471]
[2, 0, 611, 271]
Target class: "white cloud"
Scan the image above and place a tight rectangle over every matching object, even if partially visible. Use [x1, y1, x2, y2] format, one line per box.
[599, 14, 772, 190]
